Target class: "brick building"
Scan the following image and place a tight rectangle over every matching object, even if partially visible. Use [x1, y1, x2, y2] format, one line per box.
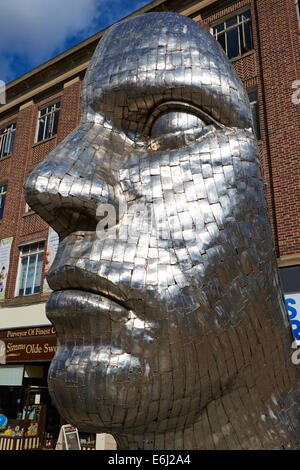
[0, 0, 299, 449]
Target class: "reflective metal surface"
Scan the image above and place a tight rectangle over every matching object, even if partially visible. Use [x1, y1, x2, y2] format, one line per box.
[25, 13, 300, 449]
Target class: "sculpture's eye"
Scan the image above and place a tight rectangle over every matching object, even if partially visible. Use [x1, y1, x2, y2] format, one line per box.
[151, 111, 206, 138]
[140, 101, 224, 150]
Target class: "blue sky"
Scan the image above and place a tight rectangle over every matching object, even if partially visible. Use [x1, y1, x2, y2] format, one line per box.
[0, 0, 150, 84]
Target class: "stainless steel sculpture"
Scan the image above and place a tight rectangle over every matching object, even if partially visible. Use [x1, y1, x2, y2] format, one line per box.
[25, 12, 300, 449]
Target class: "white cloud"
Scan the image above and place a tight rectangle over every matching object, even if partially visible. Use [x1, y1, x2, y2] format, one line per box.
[0, 0, 148, 83]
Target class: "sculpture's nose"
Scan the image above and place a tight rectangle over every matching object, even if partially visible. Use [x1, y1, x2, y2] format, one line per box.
[24, 123, 120, 238]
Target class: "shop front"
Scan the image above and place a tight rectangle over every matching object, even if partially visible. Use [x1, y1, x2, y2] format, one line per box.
[0, 325, 61, 449]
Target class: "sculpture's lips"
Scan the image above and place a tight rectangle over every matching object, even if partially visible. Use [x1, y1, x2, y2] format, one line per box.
[46, 264, 128, 306]
[46, 289, 131, 326]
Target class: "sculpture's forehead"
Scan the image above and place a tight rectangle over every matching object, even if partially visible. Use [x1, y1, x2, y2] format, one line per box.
[99, 13, 212, 59]
[82, 12, 252, 129]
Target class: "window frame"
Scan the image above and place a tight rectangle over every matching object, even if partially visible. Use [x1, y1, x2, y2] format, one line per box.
[247, 88, 262, 141]
[211, 9, 254, 61]
[0, 122, 16, 158]
[35, 101, 60, 143]
[15, 241, 45, 297]
[0, 183, 7, 222]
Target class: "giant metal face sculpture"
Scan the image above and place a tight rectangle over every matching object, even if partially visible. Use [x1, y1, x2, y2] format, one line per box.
[25, 13, 300, 449]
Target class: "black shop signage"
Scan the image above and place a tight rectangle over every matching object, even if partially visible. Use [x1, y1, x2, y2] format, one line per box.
[0, 326, 57, 363]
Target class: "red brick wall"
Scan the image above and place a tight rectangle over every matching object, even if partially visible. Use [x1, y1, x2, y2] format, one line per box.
[254, 0, 300, 257]
[57, 80, 81, 143]
[201, 0, 300, 258]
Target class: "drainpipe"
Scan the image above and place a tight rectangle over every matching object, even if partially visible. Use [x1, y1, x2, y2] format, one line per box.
[253, 0, 280, 258]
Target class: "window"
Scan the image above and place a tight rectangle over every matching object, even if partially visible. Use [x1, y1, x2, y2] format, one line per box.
[0, 123, 16, 158]
[36, 102, 60, 143]
[296, 1, 300, 26]
[212, 10, 254, 60]
[17, 242, 44, 296]
[0, 184, 7, 221]
[248, 89, 262, 140]
[280, 266, 300, 294]
[25, 202, 33, 213]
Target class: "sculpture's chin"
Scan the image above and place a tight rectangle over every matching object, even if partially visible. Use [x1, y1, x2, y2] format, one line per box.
[47, 343, 157, 432]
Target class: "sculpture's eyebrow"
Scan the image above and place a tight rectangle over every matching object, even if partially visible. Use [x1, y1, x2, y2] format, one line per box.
[141, 101, 225, 137]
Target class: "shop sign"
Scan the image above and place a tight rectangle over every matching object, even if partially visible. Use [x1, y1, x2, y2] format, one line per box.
[0, 326, 57, 363]
[0, 237, 13, 300]
[56, 425, 81, 450]
[285, 293, 300, 345]
[0, 326, 56, 339]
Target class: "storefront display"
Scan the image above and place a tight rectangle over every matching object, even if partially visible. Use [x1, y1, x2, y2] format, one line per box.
[0, 413, 7, 430]
[0, 325, 98, 449]
[0, 326, 60, 449]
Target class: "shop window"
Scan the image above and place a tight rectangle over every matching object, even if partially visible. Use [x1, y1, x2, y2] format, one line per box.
[0, 184, 7, 221]
[0, 384, 22, 419]
[36, 102, 60, 143]
[212, 10, 254, 60]
[16, 241, 44, 296]
[0, 123, 16, 158]
[248, 89, 262, 140]
[280, 266, 300, 294]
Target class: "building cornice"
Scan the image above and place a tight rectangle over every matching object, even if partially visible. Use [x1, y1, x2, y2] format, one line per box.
[277, 254, 300, 268]
[178, 0, 219, 16]
[0, 62, 90, 116]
